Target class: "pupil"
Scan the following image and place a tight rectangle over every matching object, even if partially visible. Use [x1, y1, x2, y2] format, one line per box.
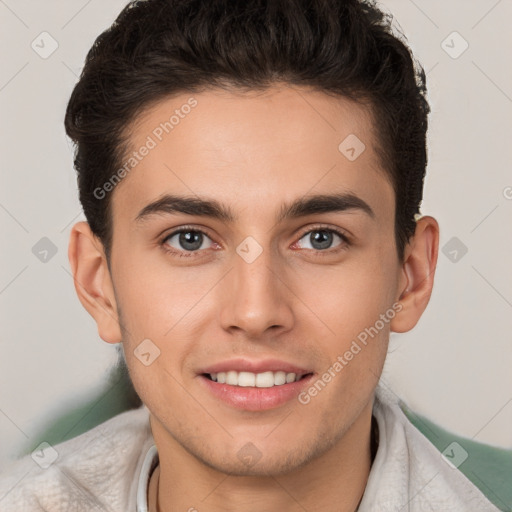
[180, 231, 202, 251]
[311, 230, 332, 250]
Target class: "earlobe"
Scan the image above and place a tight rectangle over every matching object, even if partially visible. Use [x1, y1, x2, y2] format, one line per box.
[68, 221, 122, 344]
[391, 216, 439, 333]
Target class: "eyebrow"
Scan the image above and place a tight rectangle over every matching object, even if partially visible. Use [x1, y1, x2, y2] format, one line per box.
[135, 192, 375, 224]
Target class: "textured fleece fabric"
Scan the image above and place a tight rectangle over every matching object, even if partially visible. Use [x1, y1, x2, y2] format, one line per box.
[0, 381, 503, 511]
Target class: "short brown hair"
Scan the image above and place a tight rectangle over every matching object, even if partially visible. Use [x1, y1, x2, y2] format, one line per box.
[65, 0, 430, 262]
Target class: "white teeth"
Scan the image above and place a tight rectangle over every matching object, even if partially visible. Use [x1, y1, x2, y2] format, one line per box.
[226, 371, 238, 385]
[274, 371, 286, 385]
[238, 371, 256, 387]
[256, 371, 274, 388]
[209, 371, 302, 387]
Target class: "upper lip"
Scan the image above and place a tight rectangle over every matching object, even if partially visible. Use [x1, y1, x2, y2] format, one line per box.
[199, 358, 313, 377]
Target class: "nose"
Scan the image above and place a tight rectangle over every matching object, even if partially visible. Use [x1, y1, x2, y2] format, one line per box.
[218, 241, 295, 340]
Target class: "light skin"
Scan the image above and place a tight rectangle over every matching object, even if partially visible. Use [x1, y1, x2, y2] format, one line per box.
[68, 84, 439, 512]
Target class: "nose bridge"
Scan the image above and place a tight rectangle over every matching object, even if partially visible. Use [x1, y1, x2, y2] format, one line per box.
[218, 235, 293, 336]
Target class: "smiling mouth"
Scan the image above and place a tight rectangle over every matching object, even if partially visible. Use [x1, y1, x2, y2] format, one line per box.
[203, 370, 313, 388]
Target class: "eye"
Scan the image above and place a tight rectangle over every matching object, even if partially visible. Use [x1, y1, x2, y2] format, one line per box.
[161, 227, 215, 256]
[294, 227, 349, 253]
[160, 225, 350, 258]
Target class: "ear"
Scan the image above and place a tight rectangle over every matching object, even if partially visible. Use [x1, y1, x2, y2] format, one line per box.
[68, 221, 122, 344]
[391, 216, 439, 333]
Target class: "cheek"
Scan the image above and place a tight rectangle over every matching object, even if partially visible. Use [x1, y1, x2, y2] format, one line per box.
[113, 258, 212, 398]
[295, 265, 395, 413]
[297, 256, 399, 338]
[113, 254, 206, 339]
[293, 255, 399, 391]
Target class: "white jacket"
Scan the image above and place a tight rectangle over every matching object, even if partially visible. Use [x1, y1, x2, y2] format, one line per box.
[0, 382, 502, 511]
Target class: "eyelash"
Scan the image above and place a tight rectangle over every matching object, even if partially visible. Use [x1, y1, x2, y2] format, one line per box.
[159, 224, 351, 258]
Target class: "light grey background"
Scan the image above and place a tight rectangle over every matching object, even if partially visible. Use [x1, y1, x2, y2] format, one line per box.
[0, 0, 511, 468]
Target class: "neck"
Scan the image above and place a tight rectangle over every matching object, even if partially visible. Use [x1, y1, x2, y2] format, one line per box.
[149, 400, 376, 512]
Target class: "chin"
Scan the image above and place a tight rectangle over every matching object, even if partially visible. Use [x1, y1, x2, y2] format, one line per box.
[191, 434, 334, 478]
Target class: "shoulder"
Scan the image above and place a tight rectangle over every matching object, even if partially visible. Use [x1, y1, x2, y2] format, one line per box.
[0, 404, 152, 512]
[372, 382, 510, 512]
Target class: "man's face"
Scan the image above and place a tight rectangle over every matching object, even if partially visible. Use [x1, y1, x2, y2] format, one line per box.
[108, 85, 402, 475]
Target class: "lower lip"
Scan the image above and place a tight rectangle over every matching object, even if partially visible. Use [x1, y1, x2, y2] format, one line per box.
[199, 374, 314, 411]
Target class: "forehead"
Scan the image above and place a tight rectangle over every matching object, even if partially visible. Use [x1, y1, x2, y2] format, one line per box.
[111, 85, 393, 225]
